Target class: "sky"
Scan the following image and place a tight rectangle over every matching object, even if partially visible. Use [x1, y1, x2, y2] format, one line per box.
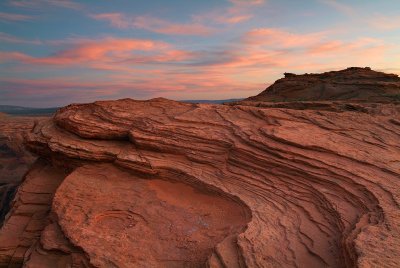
[1, 0, 400, 107]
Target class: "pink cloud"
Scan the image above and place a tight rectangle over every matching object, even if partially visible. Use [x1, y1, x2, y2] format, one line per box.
[132, 16, 213, 36]
[229, 0, 265, 5]
[90, 13, 129, 28]
[307, 38, 385, 55]
[0, 26, 393, 105]
[6, 38, 169, 65]
[193, 0, 265, 25]
[0, 51, 32, 63]
[8, 0, 82, 10]
[91, 13, 213, 36]
[242, 28, 326, 48]
[0, 12, 34, 22]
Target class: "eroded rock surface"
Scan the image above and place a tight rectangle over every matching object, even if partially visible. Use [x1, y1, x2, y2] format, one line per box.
[0, 160, 67, 267]
[1, 68, 400, 267]
[52, 164, 250, 267]
[0, 115, 44, 226]
[17, 96, 400, 268]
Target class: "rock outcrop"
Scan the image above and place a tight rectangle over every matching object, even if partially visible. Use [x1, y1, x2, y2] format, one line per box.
[0, 115, 42, 226]
[0, 68, 399, 267]
[246, 67, 400, 102]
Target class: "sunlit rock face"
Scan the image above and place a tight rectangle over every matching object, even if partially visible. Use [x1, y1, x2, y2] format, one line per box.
[1, 68, 400, 267]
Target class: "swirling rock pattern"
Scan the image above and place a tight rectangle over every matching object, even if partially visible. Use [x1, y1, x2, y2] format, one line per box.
[18, 96, 400, 268]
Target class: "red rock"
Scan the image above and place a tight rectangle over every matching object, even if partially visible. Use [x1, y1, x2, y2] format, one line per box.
[21, 96, 399, 267]
[0, 160, 66, 267]
[2, 68, 400, 267]
[246, 67, 400, 102]
[0, 115, 46, 225]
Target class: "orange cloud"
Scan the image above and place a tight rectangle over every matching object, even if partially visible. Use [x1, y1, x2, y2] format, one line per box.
[0, 26, 393, 106]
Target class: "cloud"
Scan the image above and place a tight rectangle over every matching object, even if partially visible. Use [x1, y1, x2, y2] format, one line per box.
[307, 37, 385, 55]
[193, 0, 266, 25]
[242, 28, 326, 49]
[318, 0, 354, 16]
[369, 15, 400, 31]
[90, 0, 266, 35]
[229, 0, 265, 5]
[132, 16, 213, 36]
[4, 37, 169, 65]
[0, 51, 32, 63]
[0, 11, 34, 22]
[0, 32, 42, 44]
[8, 0, 82, 10]
[0, 26, 393, 106]
[91, 13, 213, 36]
[90, 13, 129, 28]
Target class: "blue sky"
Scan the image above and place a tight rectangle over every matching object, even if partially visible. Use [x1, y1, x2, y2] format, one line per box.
[1, 0, 400, 107]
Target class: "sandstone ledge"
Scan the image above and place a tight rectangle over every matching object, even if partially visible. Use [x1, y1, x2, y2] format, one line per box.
[15, 97, 400, 267]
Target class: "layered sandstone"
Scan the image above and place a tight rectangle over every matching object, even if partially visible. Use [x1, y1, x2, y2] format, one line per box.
[17, 97, 400, 268]
[0, 68, 399, 267]
[0, 115, 43, 226]
[246, 67, 400, 102]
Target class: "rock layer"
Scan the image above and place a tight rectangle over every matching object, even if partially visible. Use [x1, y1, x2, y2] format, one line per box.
[17, 97, 400, 267]
[0, 115, 42, 226]
[0, 160, 67, 267]
[246, 67, 400, 102]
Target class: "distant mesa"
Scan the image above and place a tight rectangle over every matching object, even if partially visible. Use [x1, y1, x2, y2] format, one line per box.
[247, 67, 400, 102]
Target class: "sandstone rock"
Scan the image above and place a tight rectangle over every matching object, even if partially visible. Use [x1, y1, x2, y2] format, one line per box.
[0, 160, 67, 267]
[247, 67, 400, 102]
[0, 116, 45, 226]
[19, 96, 400, 267]
[1, 68, 400, 267]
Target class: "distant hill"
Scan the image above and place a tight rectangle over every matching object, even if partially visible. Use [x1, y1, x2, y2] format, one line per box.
[0, 99, 243, 116]
[181, 98, 244, 104]
[0, 105, 59, 116]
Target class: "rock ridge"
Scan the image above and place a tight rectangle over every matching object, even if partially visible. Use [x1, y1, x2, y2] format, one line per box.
[247, 67, 400, 102]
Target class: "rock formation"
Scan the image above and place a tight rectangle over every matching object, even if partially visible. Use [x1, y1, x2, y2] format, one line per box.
[246, 67, 400, 102]
[0, 115, 42, 226]
[0, 67, 399, 267]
